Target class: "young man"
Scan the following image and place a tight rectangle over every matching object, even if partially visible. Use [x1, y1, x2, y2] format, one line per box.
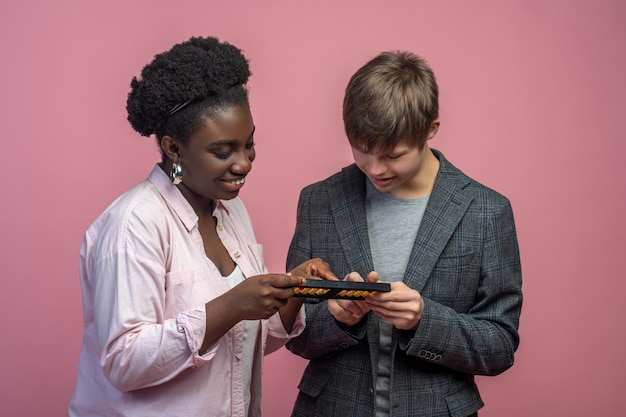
[285, 51, 523, 417]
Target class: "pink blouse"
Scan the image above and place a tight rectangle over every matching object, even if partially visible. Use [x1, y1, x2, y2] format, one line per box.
[69, 165, 304, 417]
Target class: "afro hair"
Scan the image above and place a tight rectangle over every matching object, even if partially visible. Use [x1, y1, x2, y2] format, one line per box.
[126, 36, 251, 137]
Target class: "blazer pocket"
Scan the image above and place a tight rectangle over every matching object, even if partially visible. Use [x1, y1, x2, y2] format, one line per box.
[436, 250, 478, 269]
[432, 251, 480, 282]
[429, 252, 480, 310]
[444, 384, 484, 417]
[298, 363, 331, 398]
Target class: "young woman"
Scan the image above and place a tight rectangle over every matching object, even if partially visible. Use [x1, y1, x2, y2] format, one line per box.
[69, 36, 335, 417]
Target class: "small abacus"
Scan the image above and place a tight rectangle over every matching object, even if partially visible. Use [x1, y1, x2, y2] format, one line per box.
[293, 279, 391, 299]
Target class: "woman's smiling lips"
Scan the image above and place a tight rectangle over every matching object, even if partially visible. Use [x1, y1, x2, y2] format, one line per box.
[222, 176, 246, 192]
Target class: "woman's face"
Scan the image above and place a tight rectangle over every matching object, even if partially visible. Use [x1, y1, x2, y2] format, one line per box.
[177, 104, 256, 202]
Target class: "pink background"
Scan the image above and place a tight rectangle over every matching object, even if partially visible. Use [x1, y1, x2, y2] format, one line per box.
[1, 1, 625, 416]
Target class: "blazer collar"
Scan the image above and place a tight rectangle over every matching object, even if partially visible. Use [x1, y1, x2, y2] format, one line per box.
[327, 164, 375, 275]
[327, 149, 473, 292]
[405, 149, 473, 292]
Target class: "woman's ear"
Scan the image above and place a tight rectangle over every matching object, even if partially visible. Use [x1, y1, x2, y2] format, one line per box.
[161, 135, 181, 162]
[426, 119, 440, 140]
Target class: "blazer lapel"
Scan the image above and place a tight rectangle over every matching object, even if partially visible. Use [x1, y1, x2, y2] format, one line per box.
[327, 165, 375, 275]
[324, 153, 473, 293]
[404, 151, 473, 293]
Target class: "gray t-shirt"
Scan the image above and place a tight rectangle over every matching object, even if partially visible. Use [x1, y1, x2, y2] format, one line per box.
[365, 180, 429, 417]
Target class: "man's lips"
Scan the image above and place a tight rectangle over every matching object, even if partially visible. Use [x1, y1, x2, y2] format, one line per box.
[370, 176, 394, 187]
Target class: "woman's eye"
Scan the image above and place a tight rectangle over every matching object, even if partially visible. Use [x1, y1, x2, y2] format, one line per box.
[245, 142, 255, 150]
[214, 152, 232, 160]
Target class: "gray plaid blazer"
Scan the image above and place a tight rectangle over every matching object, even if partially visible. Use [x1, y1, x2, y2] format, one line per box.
[285, 150, 522, 417]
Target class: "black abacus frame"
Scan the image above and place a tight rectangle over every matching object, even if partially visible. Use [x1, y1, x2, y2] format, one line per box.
[293, 279, 391, 299]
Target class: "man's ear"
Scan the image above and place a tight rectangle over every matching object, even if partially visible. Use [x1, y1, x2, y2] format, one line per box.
[426, 119, 440, 140]
[161, 135, 181, 162]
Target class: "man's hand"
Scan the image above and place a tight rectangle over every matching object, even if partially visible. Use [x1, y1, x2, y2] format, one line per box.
[365, 281, 423, 330]
[328, 271, 378, 326]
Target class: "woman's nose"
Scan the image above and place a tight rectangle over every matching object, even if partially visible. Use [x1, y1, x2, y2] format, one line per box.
[232, 150, 253, 173]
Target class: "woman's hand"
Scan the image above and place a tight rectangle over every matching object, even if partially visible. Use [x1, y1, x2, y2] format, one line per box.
[280, 258, 338, 331]
[327, 271, 378, 326]
[289, 258, 338, 281]
[230, 274, 306, 320]
[200, 274, 305, 353]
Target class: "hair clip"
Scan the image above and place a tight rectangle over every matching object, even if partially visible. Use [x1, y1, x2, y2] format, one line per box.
[167, 99, 194, 117]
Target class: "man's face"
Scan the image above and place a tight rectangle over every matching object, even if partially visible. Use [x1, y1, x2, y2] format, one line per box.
[352, 141, 430, 198]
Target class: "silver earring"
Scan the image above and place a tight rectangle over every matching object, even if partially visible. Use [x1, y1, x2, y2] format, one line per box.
[170, 162, 183, 185]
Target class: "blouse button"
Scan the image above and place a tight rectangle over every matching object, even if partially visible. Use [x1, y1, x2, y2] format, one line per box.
[217, 224, 224, 231]
[234, 252, 241, 258]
